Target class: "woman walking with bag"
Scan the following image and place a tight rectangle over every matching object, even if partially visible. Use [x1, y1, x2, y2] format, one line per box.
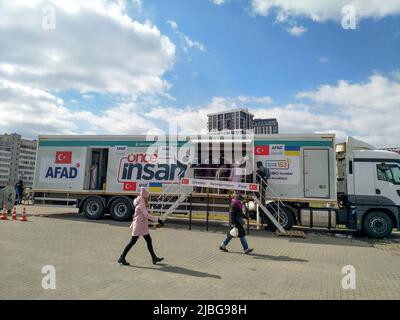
[118, 187, 164, 266]
[219, 194, 254, 254]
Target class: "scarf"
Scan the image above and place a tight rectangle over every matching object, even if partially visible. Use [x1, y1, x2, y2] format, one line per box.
[231, 198, 244, 210]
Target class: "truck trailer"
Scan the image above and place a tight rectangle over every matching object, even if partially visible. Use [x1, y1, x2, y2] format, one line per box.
[32, 133, 400, 238]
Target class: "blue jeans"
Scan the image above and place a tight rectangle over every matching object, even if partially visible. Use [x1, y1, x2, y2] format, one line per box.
[15, 189, 21, 204]
[222, 234, 249, 251]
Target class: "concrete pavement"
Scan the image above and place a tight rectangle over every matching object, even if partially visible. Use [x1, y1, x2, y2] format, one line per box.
[1, 206, 400, 300]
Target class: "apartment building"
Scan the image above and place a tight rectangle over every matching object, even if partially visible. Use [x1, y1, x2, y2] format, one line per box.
[207, 108, 254, 132]
[253, 118, 279, 134]
[0, 133, 37, 188]
[207, 109, 279, 134]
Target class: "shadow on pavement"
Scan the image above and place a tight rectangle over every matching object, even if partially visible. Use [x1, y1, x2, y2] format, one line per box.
[128, 264, 222, 279]
[228, 251, 308, 262]
[251, 253, 308, 262]
[43, 213, 400, 249]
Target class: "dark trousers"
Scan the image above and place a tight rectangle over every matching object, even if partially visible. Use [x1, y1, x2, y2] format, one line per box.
[120, 234, 157, 259]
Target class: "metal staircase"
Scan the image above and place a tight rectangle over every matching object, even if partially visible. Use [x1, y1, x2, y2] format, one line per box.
[150, 172, 191, 222]
[252, 173, 286, 234]
[149, 170, 288, 234]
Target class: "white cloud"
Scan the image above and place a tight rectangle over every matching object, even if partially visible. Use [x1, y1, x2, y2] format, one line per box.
[167, 20, 178, 30]
[286, 25, 307, 36]
[0, 79, 159, 137]
[132, 0, 143, 12]
[1, 69, 399, 147]
[82, 94, 95, 100]
[182, 35, 206, 52]
[167, 19, 205, 52]
[296, 74, 400, 146]
[237, 95, 273, 104]
[210, 0, 226, 5]
[318, 56, 329, 63]
[0, 0, 175, 97]
[145, 75, 400, 147]
[251, 0, 400, 22]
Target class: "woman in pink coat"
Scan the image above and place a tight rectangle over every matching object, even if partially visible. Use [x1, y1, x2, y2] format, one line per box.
[118, 187, 164, 266]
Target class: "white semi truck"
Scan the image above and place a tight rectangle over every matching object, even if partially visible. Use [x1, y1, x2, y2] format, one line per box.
[32, 133, 400, 238]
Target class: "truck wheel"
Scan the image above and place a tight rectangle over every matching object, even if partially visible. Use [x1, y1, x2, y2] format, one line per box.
[363, 211, 393, 238]
[110, 198, 133, 221]
[262, 204, 294, 231]
[82, 197, 105, 220]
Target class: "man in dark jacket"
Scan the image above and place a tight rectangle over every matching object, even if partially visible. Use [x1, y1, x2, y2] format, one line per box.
[15, 180, 23, 205]
[219, 194, 254, 254]
[256, 161, 270, 200]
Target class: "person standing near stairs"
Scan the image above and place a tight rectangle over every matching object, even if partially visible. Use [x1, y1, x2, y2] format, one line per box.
[219, 194, 254, 254]
[118, 187, 164, 266]
[256, 161, 270, 201]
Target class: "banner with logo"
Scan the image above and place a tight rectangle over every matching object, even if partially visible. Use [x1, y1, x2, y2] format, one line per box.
[37, 148, 86, 190]
[107, 145, 191, 193]
[180, 178, 259, 192]
[254, 144, 300, 185]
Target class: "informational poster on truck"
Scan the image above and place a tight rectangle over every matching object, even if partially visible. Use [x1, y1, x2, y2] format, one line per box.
[107, 143, 192, 193]
[36, 148, 87, 190]
[254, 144, 300, 185]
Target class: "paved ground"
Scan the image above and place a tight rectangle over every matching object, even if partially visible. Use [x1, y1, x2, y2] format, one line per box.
[1, 205, 400, 300]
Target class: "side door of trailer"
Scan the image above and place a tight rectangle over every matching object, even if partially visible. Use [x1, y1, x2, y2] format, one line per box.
[303, 148, 330, 198]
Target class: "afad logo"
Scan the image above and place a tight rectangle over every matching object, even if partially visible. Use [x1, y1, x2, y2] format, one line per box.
[117, 153, 187, 183]
[45, 151, 80, 179]
[270, 144, 285, 156]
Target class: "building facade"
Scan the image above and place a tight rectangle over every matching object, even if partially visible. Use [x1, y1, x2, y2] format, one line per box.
[253, 118, 279, 134]
[0, 133, 37, 188]
[207, 109, 279, 134]
[207, 109, 254, 132]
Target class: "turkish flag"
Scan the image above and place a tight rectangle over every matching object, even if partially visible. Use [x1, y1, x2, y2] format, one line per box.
[249, 184, 259, 191]
[254, 146, 269, 156]
[181, 178, 189, 185]
[55, 151, 72, 164]
[123, 182, 137, 191]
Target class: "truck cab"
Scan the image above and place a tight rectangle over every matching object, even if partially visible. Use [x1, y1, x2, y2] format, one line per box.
[337, 137, 400, 238]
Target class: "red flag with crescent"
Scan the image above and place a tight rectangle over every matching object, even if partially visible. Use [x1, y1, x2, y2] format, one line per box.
[123, 182, 137, 191]
[254, 146, 269, 156]
[55, 151, 72, 164]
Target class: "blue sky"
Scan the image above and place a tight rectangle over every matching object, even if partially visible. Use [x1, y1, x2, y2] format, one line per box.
[0, 0, 400, 146]
[132, 0, 400, 106]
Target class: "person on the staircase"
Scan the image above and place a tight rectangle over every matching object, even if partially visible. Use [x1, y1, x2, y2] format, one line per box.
[256, 161, 270, 200]
[118, 187, 164, 266]
[220, 194, 254, 254]
[229, 156, 249, 183]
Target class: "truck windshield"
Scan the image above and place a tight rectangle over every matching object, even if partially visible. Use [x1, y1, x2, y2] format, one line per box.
[377, 164, 400, 185]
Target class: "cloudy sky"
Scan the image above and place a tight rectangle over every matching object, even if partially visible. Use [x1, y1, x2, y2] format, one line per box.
[0, 0, 399, 147]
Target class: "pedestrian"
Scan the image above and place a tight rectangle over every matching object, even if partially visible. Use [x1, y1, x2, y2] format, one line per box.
[256, 161, 270, 199]
[229, 160, 243, 183]
[229, 156, 249, 184]
[118, 187, 165, 266]
[15, 180, 23, 205]
[219, 194, 254, 254]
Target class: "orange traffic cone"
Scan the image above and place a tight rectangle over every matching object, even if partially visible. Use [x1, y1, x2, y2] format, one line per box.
[20, 207, 27, 222]
[12, 207, 17, 221]
[1, 207, 9, 220]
